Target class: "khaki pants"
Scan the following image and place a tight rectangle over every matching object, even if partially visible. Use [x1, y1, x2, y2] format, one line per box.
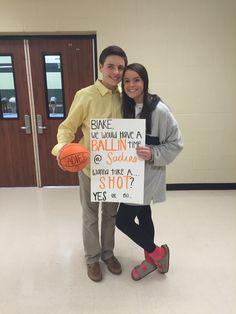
[79, 171, 119, 264]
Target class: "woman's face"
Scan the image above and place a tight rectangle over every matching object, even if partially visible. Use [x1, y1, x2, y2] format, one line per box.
[123, 69, 144, 103]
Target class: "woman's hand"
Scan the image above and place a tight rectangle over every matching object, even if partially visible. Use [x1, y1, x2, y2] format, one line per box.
[136, 146, 152, 161]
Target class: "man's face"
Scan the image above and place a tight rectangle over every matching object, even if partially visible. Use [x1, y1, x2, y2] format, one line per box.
[99, 55, 125, 91]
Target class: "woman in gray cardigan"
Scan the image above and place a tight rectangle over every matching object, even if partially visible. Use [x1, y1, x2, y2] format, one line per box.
[116, 63, 183, 281]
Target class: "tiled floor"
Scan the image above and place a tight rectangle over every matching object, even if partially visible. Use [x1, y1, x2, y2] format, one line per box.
[0, 187, 236, 314]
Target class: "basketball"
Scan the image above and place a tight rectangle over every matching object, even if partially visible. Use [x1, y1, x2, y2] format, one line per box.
[58, 143, 89, 172]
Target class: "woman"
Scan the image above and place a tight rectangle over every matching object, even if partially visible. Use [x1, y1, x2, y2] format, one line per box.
[116, 63, 183, 281]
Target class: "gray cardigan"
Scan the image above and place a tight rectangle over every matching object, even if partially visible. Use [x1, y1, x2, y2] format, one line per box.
[140, 100, 183, 205]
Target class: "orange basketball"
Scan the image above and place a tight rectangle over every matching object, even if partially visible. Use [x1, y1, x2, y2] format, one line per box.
[58, 143, 89, 172]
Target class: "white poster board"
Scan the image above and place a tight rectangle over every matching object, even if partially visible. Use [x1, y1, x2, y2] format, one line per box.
[90, 119, 145, 204]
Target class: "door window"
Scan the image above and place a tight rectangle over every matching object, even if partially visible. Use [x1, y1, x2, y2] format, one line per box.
[0, 55, 18, 119]
[43, 54, 65, 119]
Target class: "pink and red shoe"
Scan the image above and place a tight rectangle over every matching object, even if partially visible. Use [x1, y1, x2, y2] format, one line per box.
[131, 244, 170, 281]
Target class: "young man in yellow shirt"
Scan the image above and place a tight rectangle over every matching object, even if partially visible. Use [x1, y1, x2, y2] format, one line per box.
[52, 46, 128, 282]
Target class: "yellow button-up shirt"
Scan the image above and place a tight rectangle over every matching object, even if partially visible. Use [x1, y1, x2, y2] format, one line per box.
[51, 80, 122, 177]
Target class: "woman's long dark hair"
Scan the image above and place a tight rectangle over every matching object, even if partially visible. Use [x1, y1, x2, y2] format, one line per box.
[121, 63, 160, 134]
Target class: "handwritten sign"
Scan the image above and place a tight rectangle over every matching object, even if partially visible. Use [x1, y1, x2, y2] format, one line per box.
[90, 119, 145, 204]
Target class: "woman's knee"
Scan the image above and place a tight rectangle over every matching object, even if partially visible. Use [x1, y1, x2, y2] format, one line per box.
[116, 204, 134, 232]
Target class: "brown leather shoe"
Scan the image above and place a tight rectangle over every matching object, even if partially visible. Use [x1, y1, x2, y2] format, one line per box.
[103, 256, 122, 275]
[87, 262, 102, 282]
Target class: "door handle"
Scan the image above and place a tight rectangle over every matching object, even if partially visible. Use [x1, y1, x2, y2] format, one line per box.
[36, 114, 47, 134]
[20, 115, 31, 134]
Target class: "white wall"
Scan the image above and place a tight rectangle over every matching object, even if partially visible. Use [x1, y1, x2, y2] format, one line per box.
[1, 0, 236, 184]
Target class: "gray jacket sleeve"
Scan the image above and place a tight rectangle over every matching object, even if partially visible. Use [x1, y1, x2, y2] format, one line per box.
[151, 103, 183, 167]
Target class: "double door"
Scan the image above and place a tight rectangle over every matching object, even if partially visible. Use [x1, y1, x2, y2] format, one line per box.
[0, 36, 96, 187]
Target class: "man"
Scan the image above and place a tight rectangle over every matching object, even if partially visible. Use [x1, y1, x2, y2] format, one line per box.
[52, 46, 128, 282]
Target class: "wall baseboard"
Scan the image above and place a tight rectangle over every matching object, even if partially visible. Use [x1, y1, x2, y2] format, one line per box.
[167, 183, 236, 190]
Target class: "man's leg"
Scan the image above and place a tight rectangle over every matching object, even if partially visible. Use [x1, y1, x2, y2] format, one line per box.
[79, 171, 102, 281]
[101, 202, 121, 274]
[100, 201, 118, 260]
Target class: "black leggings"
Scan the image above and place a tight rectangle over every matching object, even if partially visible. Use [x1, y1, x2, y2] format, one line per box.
[116, 203, 156, 253]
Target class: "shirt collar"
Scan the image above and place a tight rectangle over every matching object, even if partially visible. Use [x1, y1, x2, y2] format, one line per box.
[95, 80, 120, 96]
